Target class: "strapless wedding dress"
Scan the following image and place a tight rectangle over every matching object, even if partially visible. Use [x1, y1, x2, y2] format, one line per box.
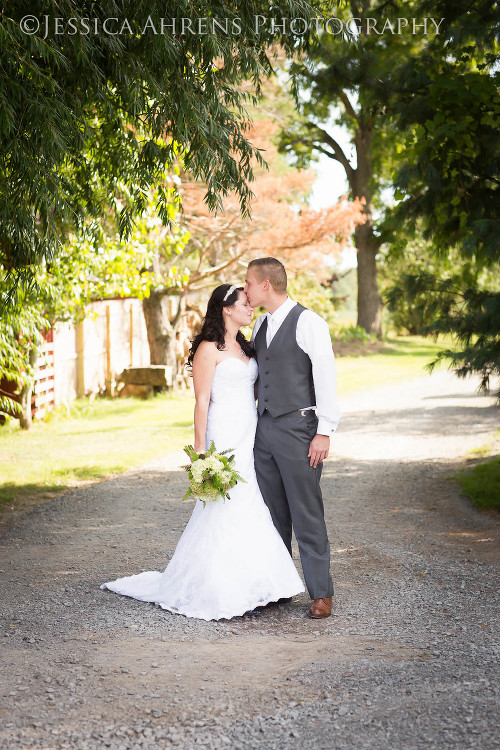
[100, 357, 304, 620]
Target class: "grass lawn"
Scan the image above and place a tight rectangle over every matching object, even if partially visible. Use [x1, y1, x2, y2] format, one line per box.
[335, 335, 447, 395]
[0, 335, 449, 507]
[457, 456, 500, 512]
[0, 394, 194, 507]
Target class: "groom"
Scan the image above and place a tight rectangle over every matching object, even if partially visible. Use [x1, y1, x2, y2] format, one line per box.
[245, 257, 341, 619]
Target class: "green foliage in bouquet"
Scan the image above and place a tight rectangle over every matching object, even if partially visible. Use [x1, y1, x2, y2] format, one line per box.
[182, 441, 246, 507]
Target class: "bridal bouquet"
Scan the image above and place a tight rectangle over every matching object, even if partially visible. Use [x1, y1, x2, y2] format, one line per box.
[181, 441, 246, 507]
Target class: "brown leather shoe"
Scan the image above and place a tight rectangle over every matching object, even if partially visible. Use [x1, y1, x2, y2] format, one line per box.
[308, 597, 332, 619]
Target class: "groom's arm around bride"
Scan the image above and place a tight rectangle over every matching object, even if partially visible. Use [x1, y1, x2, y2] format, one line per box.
[244, 257, 341, 619]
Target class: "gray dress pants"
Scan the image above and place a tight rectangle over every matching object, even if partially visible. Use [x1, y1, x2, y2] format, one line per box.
[254, 408, 334, 600]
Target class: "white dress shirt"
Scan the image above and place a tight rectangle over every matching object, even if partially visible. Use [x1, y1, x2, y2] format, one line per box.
[251, 297, 341, 436]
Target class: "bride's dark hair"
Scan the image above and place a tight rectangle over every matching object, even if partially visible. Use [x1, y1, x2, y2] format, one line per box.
[187, 284, 255, 369]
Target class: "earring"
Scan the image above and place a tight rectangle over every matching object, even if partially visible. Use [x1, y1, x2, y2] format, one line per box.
[227, 312, 231, 315]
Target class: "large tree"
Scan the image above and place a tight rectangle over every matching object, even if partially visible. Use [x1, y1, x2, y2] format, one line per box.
[180, 119, 366, 289]
[380, 0, 499, 263]
[0, 174, 189, 428]
[0, 0, 321, 288]
[139, 117, 365, 363]
[279, 0, 427, 335]
[379, 0, 500, 393]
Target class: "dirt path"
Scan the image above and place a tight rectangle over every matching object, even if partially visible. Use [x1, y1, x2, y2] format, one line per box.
[1, 370, 498, 749]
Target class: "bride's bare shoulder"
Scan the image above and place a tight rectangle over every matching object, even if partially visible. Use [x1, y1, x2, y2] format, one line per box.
[193, 340, 218, 364]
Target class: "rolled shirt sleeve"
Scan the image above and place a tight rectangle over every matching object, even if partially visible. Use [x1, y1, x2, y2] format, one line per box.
[296, 310, 341, 436]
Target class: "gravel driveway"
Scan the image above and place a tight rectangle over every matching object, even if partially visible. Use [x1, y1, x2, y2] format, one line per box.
[1, 369, 498, 749]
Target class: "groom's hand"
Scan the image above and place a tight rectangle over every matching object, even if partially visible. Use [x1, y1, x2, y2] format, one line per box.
[308, 435, 330, 468]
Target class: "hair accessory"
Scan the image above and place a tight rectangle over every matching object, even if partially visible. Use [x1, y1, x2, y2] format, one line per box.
[223, 284, 239, 302]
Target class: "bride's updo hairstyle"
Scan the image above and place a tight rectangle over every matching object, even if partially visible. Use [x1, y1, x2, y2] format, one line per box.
[187, 284, 255, 369]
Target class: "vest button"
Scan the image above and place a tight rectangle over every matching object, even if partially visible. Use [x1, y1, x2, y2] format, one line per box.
[264, 398, 268, 402]
[265, 370, 270, 374]
[264, 384, 269, 388]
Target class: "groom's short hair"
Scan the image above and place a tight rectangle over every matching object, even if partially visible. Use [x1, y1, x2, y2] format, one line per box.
[248, 257, 287, 293]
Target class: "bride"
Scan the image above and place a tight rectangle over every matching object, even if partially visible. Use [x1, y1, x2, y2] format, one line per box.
[100, 283, 304, 620]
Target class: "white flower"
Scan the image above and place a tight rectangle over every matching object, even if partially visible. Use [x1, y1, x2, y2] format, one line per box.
[205, 456, 224, 473]
[190, 466, 202, 482]
[182, 443, 243, 505]
[191, 457, 209, 481]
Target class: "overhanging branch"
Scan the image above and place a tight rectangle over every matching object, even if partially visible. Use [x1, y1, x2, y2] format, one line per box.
[339, 90, 358, 123]
[304, 122, 355, 183]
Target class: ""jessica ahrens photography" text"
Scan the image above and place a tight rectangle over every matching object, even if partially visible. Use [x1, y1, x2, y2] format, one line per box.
[20, 15, 445, 39]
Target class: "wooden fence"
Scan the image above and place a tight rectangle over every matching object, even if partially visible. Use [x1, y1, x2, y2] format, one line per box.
[32, 330, 56, 420]
[33, 299, 151, 418]
[3, 296, 195, 422]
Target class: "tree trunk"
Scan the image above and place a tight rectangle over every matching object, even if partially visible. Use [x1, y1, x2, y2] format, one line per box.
[355, 222, 383, 336]
[350, 127, 383, 336]
[142, 290, 178, 379]
[19, 347, 37, 430]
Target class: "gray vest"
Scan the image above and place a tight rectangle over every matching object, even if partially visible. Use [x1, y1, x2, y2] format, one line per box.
[254, 303, 316, 417]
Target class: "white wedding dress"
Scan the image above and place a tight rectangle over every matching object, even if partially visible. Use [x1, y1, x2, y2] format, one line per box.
[100, 356, 304, 620]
